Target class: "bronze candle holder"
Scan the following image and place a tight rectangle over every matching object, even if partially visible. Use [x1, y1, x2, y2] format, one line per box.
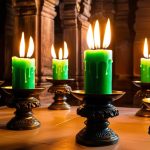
[133, 81, 150, 117]
[71, 90, 125, 146]
[47, 78, 74, 110]
[2, 86, 44, 130]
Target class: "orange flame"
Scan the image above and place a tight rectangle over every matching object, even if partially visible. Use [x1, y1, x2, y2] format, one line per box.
[27, 36, 34, 57]
[103, 18, 111, 49]
[19, 32, 25, 57]
[94, 20, 100, 49]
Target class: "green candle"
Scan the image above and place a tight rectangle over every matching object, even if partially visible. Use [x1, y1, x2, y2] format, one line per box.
[52, 59, 68, 80]
[51, 42, 68, 80]
[141, 38, 150, 82]
[84, 19, 112, 94]
[12, 32, 35, 89]
[12, 57, 35, 89]
[84, 50, 112, 94]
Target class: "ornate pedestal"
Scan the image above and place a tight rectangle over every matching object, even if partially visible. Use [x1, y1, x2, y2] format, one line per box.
[47, 78, 74, 110]
[2, 86, 44, 130]
[71, 90, 125, 146]
[133, 81, 150, 117]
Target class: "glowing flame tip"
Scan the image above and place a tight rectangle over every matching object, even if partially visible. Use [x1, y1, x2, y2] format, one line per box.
[27, 36, 34, 58]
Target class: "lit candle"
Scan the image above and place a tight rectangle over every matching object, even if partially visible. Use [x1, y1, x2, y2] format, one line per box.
[140, 38, 150, 82]
[51, 42, 68, 80]
[84, 19, 112, 94]
[12, 32, 35, 89]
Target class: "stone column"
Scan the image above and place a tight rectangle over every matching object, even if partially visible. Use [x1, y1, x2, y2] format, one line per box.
[133, 0, 150, 76]
[60, 0, 91, 89]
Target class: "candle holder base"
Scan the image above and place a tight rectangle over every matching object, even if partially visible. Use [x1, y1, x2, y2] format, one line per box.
[71, 90, 125, 146]
[47, 78, 74, 110]
[2, 86, 44, 130]
[133, 81, 150, 117]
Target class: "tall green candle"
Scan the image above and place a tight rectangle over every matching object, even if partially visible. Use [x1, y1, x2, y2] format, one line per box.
[84, 50, 112, 94]
[84, 19, 112, 94]
[12, 33, 35, 89]
[141, 38, 150, 82]
[51, 42, 68, 80]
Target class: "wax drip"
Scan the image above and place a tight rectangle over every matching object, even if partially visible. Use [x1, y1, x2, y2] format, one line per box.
[25, 69, 27, 83]
[96, 62, 99, 79]
[28, 68, 30, 78]
[56, 65, 58, 73]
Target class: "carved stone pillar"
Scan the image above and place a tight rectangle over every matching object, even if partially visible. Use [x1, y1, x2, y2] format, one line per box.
[60, 0, 91, 88]
[12, 0, 58, 84]
[133, 0, 150, 76]
[115, 0, 135, 77]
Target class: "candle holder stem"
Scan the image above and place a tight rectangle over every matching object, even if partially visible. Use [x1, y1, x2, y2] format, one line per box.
[7, 97, 40, 130]
[71, 90, 125, 146]
[76, 102, 119, 146]
[49, 90, 70, 110]
[2, 87, 44, 130]
[47, 78, 74, 110]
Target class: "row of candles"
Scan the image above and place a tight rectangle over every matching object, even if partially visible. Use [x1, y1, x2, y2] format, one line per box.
[12, 18, 150, 94]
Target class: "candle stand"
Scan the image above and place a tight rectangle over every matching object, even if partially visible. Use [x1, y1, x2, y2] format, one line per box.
[47, 78, 75, 110]
[133, 81, 150, 117]
[2, 86, 44, 130]
[71, 90, 125, 146]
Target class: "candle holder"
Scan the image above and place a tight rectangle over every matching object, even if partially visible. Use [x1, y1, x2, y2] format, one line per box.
[71, 90, 125, 146]
[46, 77, 75, 110]
[133, 81, 150, 117]
[1, 86, 44, 130]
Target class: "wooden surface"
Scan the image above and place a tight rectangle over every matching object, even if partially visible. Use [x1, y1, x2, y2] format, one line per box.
[0, 106, 149, 150]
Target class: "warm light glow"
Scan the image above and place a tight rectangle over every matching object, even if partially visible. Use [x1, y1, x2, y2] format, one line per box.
[51, 44, 56, 59]
[103, 18, 111, 49]
[64, 41, 68, 59]
[27, 36, 34, 57]
[59, 48, 63, 60]
[94, 20, 100, 49]
[19, 32, 25, 57]
[144, 38, 149, 58]
[87, 24, 94, 49]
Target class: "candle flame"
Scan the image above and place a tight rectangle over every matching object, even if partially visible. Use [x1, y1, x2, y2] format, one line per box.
[87, 24, 94, 49]
[59, 48, 63, 60]
[94, 20, 100, 49]
[64, 41, 68, 59]
[51, 44, 56, 59]
[27, 36, 34, 57]
[144, 38, 149, 58]
[103, 18, 111, 49]
[19, 32, 25, 57]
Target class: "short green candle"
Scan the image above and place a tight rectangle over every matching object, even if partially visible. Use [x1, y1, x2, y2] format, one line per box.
[84, 50, 112, 94]
[140, 38, 150, 83]
[52, 59, 68, 80]
[12, 56, 35, 89]
[140, 58, 150, 82]
[51, 43, 69, 80]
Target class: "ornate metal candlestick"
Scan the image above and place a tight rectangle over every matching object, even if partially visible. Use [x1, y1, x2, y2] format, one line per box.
[71, 90, 125, 146]
[47, 77, 74, 110]
[133, 81, 150, 117]
[2, 86, 44, 130]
